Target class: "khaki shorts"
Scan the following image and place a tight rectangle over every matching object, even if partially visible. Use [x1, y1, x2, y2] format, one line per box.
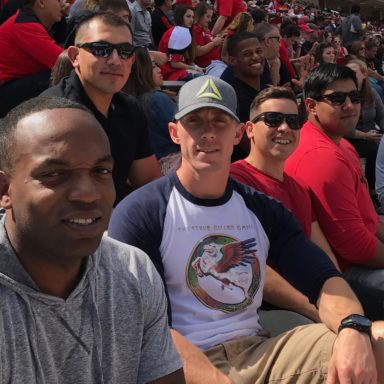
[204, 324, 336, 384]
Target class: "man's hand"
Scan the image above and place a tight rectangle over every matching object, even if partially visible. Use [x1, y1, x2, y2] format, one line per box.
[291, 55, 317, 89]
[327, 328, 377, 384]
[365, 130, 382, 144]
[149, 51, 168, 66]
[212, 35, 225, 47]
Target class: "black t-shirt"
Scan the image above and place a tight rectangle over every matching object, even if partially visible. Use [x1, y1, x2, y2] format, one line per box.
[151, 7, 173, 48]
[221, 67, 270, 161]
[41, 71, 154, 204]
[221, 65, 270, 123]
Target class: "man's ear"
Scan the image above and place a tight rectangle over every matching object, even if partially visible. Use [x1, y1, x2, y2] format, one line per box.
[305, 97, 317, 116]
[67, 46, 80, 67]
[169, 121, 180, 144]
[234, 122, 245, 145]
[0, 172, 11, 209]
[227, 55, 237, 67]
[244, 120, 254, 139]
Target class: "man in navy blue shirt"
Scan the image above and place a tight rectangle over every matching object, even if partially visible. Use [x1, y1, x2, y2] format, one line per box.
[109, 76, 384, 384]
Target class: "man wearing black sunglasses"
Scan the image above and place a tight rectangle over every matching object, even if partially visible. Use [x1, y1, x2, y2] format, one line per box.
[231, 86, 340, 328]
[42, 12, 161, 205]
[287, 63, 384, 320]
[109, 76, 384, 384]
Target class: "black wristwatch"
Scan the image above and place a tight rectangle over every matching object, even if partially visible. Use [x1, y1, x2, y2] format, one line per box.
[338, 314, 372, 337]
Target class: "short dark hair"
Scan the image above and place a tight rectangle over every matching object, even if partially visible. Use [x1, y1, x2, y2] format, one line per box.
[227, 31, 258, 57]
[74, 11, 133, 44]
[281, 24, 300, 38]
[0, 97, 90, 174]
[99, 0, 130, 14]
[251, 8, 267, 24]
[250, 87, 297, 120]
[303, 64, 358, 100]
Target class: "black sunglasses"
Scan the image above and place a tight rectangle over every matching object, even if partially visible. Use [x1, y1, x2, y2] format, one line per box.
[251, 112, 302, 130]
[318, 90, 361, 106]
[76, 41, 135, 60]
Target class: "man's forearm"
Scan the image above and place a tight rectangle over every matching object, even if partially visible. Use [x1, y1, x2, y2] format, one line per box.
[263, 266, 319, 321]
[211, 16, 227, 36]
[317, 276, 364, 333]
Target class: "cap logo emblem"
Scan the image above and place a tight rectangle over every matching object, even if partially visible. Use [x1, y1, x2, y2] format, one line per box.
[196, 79, 223, 100]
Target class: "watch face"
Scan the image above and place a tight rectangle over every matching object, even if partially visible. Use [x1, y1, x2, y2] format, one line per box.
[349, 314, 372, 327]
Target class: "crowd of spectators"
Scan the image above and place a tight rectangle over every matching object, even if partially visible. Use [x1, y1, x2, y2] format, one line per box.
[2, 0, 384, 381]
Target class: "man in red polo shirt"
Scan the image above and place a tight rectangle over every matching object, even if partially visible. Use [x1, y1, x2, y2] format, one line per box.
[0, 0, 64, 117]
[286, 64, 384, 319]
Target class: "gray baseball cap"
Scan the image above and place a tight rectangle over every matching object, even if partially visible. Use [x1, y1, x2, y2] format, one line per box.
[174, 76, 240, 122]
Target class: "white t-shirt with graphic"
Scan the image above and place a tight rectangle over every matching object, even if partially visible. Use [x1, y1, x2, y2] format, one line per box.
[109, 172, 340, 350]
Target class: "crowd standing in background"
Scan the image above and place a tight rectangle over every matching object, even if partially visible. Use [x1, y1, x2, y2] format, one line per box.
[2, 0, 384, 382]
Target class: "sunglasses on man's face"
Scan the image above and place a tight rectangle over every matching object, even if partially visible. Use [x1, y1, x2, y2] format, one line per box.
[318, 90, 361, 106]
[76, 41, 135, 60]
[251, 112, 302, 130]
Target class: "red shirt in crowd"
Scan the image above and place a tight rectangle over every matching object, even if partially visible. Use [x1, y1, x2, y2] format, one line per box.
[215, 0, 246, 26]
[279, 38, 296, 79]
[285, 120, 380, 271]
[158, 26, 188, 81]
[230, 159, 314, 238]
[0, 9, 63, 84]
[193, 24, 221, 68]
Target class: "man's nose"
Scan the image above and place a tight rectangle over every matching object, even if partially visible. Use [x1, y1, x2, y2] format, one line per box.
[106, 49, 122, 64]
[68, 172, 101, 203]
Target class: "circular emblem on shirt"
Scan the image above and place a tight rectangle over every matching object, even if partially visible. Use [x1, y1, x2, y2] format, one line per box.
[186, 235, 260, 313]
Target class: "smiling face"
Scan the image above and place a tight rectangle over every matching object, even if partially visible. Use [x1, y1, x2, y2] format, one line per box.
[306, 79, 361, 142]
[247, 98, 300, 165]
[229, 37, 265, 79]
[169, 108, 244, 176]
[69, 18, 134, 102]
[1, 108, 115, 266]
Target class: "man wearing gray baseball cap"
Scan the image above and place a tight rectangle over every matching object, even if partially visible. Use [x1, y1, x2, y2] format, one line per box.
[109, 76, 384, 384]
